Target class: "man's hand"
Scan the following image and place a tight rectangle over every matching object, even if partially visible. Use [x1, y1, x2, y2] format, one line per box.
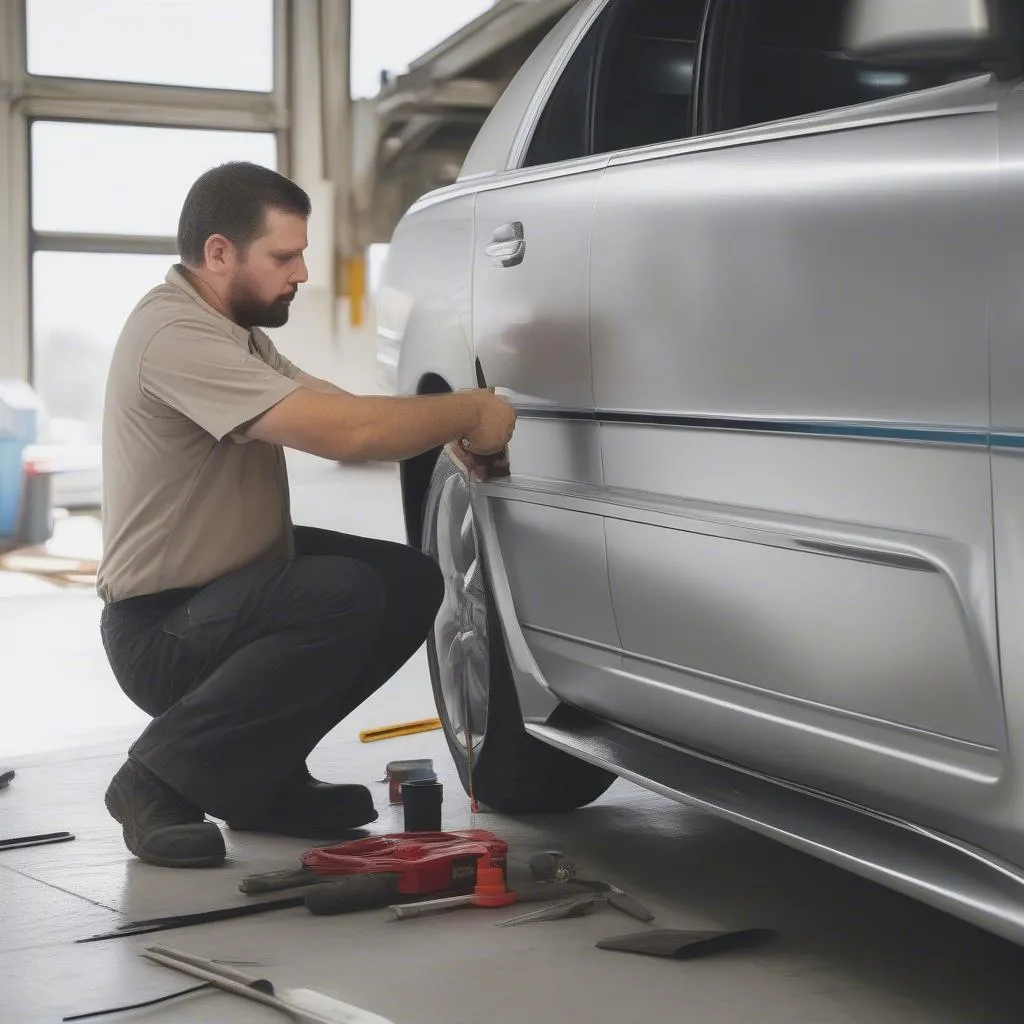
[461, 388, 517, 455]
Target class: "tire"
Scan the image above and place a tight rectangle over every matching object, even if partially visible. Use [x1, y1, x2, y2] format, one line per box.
[421, 448, 615, 814]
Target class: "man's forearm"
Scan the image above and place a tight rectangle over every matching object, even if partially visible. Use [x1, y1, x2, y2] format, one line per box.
[343, 393, 481, 461]
[249, 388, 483, 462]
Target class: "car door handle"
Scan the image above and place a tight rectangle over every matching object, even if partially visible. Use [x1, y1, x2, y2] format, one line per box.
[485, 222, 525, 268]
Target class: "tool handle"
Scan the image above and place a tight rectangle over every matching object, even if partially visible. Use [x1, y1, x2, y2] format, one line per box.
[303, 874, 402, 916]
[0, 831, 75, 852]
[609, 893, 656, 922]
[389, 894, 476, 920]
[239, 867, 317, 894]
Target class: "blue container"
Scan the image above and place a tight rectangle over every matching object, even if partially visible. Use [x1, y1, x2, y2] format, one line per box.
[0, 380, 41, 541]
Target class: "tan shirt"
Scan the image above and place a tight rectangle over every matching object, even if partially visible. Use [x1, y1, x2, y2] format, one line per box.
[97, 266, 303, 604]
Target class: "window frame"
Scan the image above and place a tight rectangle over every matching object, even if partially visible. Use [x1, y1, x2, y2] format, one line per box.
[508, 0, 611, 171]
[509, 0, 1014, 178]
[511, 0, 716, 171]
[697, 0, 1015, 137]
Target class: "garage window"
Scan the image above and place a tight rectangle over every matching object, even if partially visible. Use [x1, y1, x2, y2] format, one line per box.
[30, 123, 277, 443]
[26, 0, 275, 92]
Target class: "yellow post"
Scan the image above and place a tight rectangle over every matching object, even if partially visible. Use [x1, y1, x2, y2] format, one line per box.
[346, 254, 366, 329]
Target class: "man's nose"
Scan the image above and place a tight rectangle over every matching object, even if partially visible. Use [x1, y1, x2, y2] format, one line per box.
[292, 258, 309, 285]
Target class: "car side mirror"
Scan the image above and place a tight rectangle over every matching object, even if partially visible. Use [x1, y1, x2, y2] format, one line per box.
[843, 0, 1012, 71]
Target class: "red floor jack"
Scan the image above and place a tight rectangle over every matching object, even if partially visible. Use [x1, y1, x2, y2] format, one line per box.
[241, 829, 511, 914]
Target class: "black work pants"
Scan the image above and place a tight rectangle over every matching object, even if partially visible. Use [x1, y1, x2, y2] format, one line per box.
[99, 527, 443, 821]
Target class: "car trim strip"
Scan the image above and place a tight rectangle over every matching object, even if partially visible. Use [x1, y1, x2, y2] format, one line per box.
[512, 407, 1024, 449]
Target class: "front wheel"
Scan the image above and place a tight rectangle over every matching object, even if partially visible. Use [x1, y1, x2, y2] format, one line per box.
[421, 448, 615, 814]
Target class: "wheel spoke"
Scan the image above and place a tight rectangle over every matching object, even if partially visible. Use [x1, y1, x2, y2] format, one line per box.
[458, 505, 475, 559]
[434, 615, 459, 670]
[443, 574, 463, 620]
[446, 629, 473, 738]
[462, 556, 480, 600]
[448, 503, 474, 576]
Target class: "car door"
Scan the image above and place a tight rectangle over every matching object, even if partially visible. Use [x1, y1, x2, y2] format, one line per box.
[472, 2, 621, 688]
[575, 0, 1004, 830]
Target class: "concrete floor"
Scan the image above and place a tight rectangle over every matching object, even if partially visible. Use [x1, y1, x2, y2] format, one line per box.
[5, 363, 1024, 1020]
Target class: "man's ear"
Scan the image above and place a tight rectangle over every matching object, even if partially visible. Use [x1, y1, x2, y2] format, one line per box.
[203, 234, 236, 275]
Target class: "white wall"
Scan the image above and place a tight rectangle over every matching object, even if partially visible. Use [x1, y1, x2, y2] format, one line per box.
[272, 292, 381, 396]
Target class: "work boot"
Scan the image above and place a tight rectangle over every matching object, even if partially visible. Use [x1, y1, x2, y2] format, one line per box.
[227, 774, 378, 839]
[104, 758, 226, 868]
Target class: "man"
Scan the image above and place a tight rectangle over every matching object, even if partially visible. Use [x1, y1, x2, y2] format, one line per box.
[97, 162, 516, 868]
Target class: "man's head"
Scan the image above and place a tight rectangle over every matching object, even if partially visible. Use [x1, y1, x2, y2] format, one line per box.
[177, 162, 311, 329]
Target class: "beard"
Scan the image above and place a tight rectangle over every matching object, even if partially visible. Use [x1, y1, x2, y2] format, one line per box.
[228, 273, 296, 329]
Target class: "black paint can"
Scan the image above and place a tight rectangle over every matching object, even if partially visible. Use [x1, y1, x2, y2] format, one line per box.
[401, 778, 443, 832]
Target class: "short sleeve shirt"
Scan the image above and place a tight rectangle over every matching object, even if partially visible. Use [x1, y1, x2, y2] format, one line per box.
[96, 266, 303, 603]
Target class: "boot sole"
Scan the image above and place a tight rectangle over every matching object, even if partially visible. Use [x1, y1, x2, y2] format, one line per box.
[227, 807, 379, 840]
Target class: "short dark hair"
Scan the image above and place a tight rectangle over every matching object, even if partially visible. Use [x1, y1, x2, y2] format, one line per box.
[177, 161, 311, 266]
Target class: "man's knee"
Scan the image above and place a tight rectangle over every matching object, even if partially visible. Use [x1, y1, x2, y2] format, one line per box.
[289, 556, 388, 633]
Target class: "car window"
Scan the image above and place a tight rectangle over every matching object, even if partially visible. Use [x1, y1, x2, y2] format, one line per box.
[591, 0, 706, 155]
[522, 0, 708, 169]
[523, 23, 599, 168]
[725, 0, 1000, 132]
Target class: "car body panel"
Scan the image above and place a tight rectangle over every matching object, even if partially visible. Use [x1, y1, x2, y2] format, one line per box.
[379, 0, 1024, 941]
[472, 151, 618, 660]
[377, 191, 477, 397]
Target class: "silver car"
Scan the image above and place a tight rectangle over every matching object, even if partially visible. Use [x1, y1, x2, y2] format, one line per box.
[377, 0, 1024, 944]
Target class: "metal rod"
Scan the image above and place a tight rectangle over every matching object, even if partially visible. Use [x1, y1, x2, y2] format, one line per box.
[389, 894, 476, 920]
[141, 947, 285, 1016]
[146, 945, 272, 991]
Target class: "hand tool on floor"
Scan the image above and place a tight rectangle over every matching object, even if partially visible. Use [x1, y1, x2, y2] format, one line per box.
[528, 849, 577, 883]
[358, 717, 441, 743]
[77, 895, 309, 943]
[388, 875, 598, 921]
[495, 880, 655, 928]
[524, 850, 653, 922]
[579, 880, 656, 922]
[141, 943, 397, 1023]
[495, 895, 602, 927]
[385, 851, 513, 918]
[0, 830, 74, 851]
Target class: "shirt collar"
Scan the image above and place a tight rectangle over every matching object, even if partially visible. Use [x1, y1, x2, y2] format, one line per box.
[165, 265, 252, 348]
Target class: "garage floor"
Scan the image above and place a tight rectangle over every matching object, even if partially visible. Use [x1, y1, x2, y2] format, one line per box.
[4, 457, 1024, 1023]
